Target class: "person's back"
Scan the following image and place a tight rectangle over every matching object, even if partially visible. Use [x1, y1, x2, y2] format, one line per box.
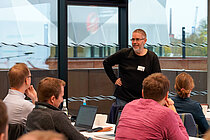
[172, 96, 209, 134]
[26, 103, 55, 131]
[3, 63, 37, 125]
[116, 99, 188, 139]
[115, 73, 188, 140]
[27, 102, 86, 140]
[4, 89, 34, 125]
[172, 72, 209, 135]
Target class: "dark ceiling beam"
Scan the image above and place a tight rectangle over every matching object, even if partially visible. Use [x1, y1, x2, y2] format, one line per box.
[67, 0, 126, 7]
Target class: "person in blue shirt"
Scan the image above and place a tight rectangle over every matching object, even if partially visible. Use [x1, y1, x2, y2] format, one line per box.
[171, 72, 209, 135]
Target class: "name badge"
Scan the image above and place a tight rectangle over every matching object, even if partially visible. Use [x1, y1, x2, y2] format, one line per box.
[137, 66, 145, 71]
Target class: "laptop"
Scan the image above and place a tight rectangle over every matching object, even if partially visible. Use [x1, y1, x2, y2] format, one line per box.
[94, 110, 122, 139]
[74, 105, 98, 131]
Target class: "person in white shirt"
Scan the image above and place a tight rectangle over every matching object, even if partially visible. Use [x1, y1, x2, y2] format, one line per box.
[3, 63, 37, 125]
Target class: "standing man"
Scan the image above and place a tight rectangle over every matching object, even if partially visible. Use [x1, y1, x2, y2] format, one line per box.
[0, 99, 8, 140]
[3, 63, 37, 125]
[26, 77, 88, 140]
[103, 29, 161, 106]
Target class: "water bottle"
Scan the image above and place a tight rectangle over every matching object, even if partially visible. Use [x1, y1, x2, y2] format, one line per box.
[62, 99, 68, 115]
[83, 98, 86, 105]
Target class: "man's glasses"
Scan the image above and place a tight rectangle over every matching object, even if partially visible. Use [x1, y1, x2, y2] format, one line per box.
[28, 75, 32, 78]
[130, 38, 145, 41]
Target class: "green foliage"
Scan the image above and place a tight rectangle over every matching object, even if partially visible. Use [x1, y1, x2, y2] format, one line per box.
[186, 19, 207, 44]
[168, 18, 207, 57]
[163, 46, 172, 56]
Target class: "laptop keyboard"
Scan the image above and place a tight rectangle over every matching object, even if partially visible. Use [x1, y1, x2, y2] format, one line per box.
[75, 126, 89, 131]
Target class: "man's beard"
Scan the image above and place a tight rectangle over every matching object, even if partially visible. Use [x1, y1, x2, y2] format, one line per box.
[133, 47, 141, 54]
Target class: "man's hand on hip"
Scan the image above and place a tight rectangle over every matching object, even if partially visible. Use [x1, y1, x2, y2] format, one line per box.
[115, 78, 122, 86]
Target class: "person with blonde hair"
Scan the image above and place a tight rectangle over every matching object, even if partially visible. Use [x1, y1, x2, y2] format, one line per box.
[171, 72, 209, 135]
[3, 63, 37, 125]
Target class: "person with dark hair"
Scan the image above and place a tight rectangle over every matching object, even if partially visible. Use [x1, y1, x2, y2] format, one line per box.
[115, 73, 188, 139]
[3, 63, 37, 125]
[18, 130, 67, 140]
[103, 29, 161, 106]
[171, 72, 209, 135]
[26, 77, 88, 140]
[0, 99, 8, 140]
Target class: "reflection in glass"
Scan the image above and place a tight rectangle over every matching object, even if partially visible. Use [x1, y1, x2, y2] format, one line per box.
[67, 6, 118, 58]
[0, 0, 57, 69]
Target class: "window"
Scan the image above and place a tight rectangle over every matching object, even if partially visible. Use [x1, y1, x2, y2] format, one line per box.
[128, 0, 207, 57]
[0, 0, 57, 69]
[67, 5, 118, 58]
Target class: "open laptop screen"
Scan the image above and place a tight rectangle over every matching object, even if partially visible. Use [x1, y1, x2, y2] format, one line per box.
[75, 105, 97, 128]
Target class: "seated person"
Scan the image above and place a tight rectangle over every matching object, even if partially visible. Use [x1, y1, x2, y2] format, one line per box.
[26, 77, 87, 140]
[18, 130, 67, 140]
[171, 72, 209, 135]
[0, 99, 8, 140]
[115, 73, 189, 140]
[3, 63, 37, 125]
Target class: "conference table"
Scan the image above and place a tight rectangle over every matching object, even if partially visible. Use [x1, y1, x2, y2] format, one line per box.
[205, 111, 210, 120]
[81, 123, 115, 140]
[81, 123, 204, 140]
[189, 137, 204, 140]
[78, 110, 210, 140]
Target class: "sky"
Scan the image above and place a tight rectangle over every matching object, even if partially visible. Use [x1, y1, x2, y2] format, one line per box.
[166, 0, 207, 39]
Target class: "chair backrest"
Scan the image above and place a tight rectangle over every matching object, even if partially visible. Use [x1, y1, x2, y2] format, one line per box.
[179, 113, 198, 137]
[107, 102, 124, 124]
[8, 123, 26, 140]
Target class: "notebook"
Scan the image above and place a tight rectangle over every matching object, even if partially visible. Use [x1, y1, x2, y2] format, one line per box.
[94, 110, 122, 139]
[74, 105, 98, 131]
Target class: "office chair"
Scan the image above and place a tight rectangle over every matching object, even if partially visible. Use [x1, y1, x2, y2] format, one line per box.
[179, 113, 198, 137]
[8, 123, 26, 140]
[107, 102, 124, 124]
